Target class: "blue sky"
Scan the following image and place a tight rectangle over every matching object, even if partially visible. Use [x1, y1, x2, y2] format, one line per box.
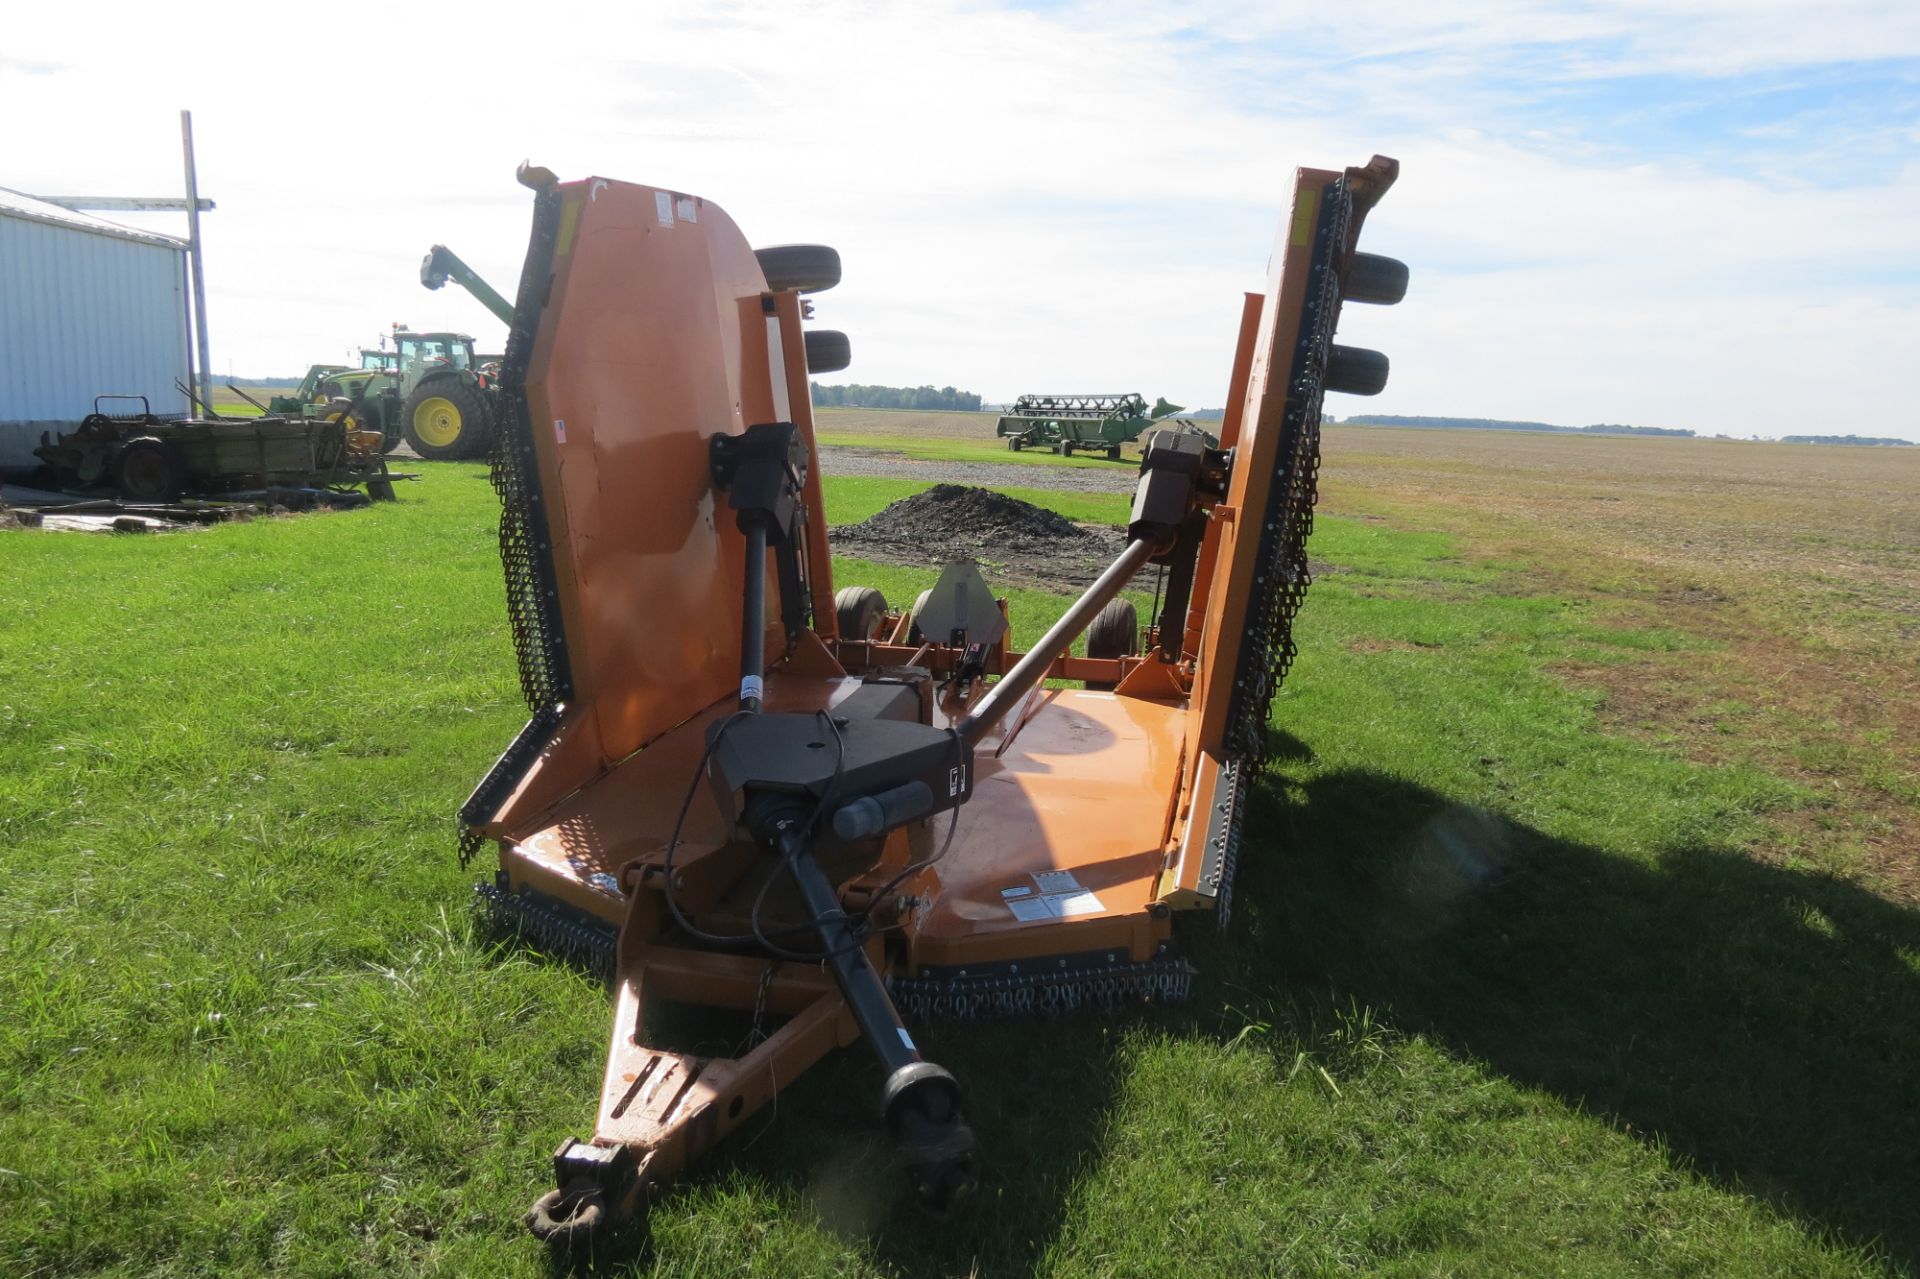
[3, 0, 1917, 438]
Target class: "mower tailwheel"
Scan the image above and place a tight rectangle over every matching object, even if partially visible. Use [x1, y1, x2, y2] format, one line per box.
[1084, 597, 1139, 690]
[834, 585, 889, 640]
[754, 243, 841, 294]
[402, 378, 493, 460]
[906, 587, 935, 644]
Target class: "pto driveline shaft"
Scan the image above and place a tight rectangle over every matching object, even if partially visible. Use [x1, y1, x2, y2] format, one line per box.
[957, 536, 1156, 748]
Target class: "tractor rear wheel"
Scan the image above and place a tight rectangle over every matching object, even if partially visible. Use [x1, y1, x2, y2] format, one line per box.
[835, 586, 889, 641]
[112, 437, 186, 503]
[1084, 598, 1139, 690]
[403, 378, 493, 461]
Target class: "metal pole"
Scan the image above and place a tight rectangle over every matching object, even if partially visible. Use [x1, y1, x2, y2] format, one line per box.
[957, 537, 1157, 748]
[180, 110, 212, 417]
[179, 248, 195, 414]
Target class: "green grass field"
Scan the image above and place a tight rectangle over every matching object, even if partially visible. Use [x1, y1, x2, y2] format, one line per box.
[3, 464, 1915, 1276]
[816, 430, 1140, 470]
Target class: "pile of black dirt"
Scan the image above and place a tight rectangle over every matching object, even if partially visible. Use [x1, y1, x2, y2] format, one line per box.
[829, 483, 1126, 593]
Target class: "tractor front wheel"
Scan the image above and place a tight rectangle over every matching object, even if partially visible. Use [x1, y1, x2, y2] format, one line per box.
[403, 378, 493, 461]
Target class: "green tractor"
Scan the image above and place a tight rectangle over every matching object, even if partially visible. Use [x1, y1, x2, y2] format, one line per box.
[268, 358, 404, 453]
[388, 328, 498, 461]
[268, 332, 497, 460]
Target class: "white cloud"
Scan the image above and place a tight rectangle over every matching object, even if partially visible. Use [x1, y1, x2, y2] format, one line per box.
[2, 0, 1915, 439]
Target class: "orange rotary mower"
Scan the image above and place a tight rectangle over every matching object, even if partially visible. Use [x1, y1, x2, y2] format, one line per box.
[457, 156, 1407, 1240]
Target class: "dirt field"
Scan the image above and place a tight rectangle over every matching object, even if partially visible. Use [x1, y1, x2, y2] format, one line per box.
[1326, 429, 1920, 899]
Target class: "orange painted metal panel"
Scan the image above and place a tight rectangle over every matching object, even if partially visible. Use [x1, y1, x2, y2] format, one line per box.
[521, 179, 787, 769]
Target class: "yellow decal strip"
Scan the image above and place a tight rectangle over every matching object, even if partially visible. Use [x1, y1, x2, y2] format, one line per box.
[1289, 187, 1319, 248]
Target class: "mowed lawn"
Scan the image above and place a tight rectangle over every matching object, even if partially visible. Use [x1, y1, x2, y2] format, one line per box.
[2, 462, 1916, 1277]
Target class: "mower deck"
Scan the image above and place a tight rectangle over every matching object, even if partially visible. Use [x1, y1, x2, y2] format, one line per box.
[497, 670, 1185, 974]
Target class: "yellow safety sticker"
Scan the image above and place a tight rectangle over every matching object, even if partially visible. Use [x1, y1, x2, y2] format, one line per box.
[556, 200, 581, 256]
[1290, 187, 1319, 248]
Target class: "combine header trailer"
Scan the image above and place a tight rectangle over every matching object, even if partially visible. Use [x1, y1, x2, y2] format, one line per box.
[995, 392, 1163, 458]
[459, 156, 1408, 1242]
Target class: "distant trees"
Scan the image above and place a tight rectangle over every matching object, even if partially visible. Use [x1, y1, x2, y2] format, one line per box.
[1343, 415, 1695, 438]
[1779, 434, 1914, 447]
[810, 383, 983, 412]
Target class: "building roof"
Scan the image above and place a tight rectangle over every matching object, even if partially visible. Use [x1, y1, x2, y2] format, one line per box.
[0, 187, 187, 250]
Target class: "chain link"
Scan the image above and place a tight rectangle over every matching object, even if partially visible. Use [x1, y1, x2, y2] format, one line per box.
[1225, 176, 1348, 770]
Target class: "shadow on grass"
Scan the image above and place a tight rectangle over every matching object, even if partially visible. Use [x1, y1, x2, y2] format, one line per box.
[528, 762, 1917, 1275]
[536, 1018, 1130, 1278]
[1217, 768, 1920, 1270]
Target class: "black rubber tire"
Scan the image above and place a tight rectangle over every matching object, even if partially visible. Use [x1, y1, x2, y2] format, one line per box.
[834, 585, 889, 640]
[755, 244, 841, 294]
[1106, 445, 1122, 461]
[402, 377, 494, 460]
[906, 588, 935, 645]
[1084, 598, 1139, 691]
[1325, 344, 1390, 397]
[1086, 598, 1139, 660]
[112, 437, 186, 503]
[1344, 252, 1409, 306]
[804, 329, 852, 374]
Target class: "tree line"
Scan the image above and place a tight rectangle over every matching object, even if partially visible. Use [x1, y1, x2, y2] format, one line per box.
[810, 383, 983, 412]
[1780, 434, 1913, 447]
[1344, 415, 1694, 437]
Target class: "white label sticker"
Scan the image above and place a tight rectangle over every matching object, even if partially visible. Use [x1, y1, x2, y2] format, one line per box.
[897, 1027, 915, 1054]
[740, 674, 764, 702]
[1033, 870, 1083, 894]
[948, 765, 966, 797]
[655, 191, 674, 227]
[553, 418, 567, 444]
[1006, 886, 1107, 922]
[1053, 890, 1105, 917]
[1000, 885, 1033, 898]
[676, 196, 698, 223]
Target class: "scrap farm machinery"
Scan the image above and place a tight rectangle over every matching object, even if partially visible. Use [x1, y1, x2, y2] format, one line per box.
[458, 156, 1408, 1241]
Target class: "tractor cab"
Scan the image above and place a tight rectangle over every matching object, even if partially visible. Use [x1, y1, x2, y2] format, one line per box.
[394, 331, 476, 396]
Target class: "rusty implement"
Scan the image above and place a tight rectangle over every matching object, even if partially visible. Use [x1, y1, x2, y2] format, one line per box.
[460, 156, 1408, 1241]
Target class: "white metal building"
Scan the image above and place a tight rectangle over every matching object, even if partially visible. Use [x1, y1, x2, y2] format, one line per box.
[0, 188, 191, 470]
